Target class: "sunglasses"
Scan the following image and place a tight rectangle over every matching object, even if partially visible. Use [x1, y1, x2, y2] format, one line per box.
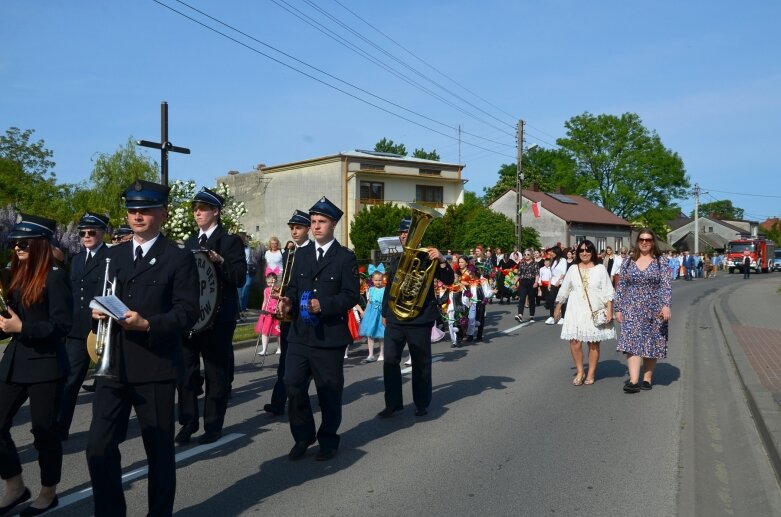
[79, 230, 98, 238]
[578, 249, 592, 254]
[12, 240, 30, 251]
[638, 238, 654, 244]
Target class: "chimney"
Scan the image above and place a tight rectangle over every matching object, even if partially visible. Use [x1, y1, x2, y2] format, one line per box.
[531, 183, 540, 192]
[557, 186, 564, 194]
[255, 163, 266, 171]
[227, 170, 239, 175]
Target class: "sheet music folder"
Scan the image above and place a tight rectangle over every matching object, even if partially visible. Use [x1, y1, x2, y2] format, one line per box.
[89, 295, 131, 320]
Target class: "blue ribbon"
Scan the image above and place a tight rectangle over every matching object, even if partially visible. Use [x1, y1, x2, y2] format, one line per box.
[299, 290, 320, 326]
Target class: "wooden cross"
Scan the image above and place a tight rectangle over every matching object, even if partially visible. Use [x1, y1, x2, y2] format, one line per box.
[137, 101, 190, 186]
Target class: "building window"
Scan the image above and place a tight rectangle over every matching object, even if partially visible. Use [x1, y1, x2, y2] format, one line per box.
[575, 236, 586, 245]
[419, 168, 441, 176]
[255, 225, 260, 231]
[708, 226, 713, 233]
[359, 162, 385, 172]
[596, 238, 607, 253]
[360, 181, 384, 204]
[416, 185, 443, 206]
[615, 237, 623, 251]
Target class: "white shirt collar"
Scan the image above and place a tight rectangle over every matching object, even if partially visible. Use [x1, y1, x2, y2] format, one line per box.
[296, 240, 311, 248]
[199, 224, 218, 240]
[133, 234, 160, 259]
[86, 242, 104, 259]
[316, 238, 336, 257]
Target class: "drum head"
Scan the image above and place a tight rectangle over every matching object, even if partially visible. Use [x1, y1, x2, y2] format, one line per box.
[191, 250, 221, 334]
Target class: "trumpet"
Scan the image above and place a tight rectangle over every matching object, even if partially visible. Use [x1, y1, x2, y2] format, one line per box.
[87, 258, 118, 379]
[0, 284, 10, 318]
[274, 247, 296, 322]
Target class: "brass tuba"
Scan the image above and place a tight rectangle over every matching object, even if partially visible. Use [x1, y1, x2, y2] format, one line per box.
[387, 203, 443, 320]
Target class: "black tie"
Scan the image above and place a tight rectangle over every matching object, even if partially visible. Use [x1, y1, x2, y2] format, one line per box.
[199, 234, 207, 248]
[318, 248, 324, 262]
[85, 252, 92, 267]
[134, 246, 143, 267]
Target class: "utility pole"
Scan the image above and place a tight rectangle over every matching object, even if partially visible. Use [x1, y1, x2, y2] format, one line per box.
[694, 183, 700, 255]
[516, 120, 525, 250]
[137, 101, 191, 186]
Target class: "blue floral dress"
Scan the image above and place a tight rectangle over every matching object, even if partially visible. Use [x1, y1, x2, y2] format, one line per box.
[359, 286, 385, 339]
[614, 258, 672, 358]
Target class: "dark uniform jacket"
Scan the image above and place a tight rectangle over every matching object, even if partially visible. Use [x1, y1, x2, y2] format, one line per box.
[184, 225, 246, 324]
[285, 240, 359, 348]
[382, 254, 455, 326]
[106, 236, 199, 383]
[0, 266, 73, 383]
[69, 244, 108, 340]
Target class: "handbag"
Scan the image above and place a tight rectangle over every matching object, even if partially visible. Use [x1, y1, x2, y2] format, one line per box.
[578, 266, 610, 327]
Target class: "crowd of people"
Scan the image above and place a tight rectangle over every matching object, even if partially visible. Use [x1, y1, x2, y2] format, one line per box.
[0, 178, 678, 516]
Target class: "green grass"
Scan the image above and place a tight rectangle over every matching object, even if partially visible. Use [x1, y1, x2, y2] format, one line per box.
[233, 324, 258, 343]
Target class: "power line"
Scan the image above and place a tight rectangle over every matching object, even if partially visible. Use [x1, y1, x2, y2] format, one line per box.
[152, 1, 518, 160]
[701, 187, 781, 199]
[269, 0, 516, 138]
[303, 0, 518, 133]
[329, 0, 520, 125]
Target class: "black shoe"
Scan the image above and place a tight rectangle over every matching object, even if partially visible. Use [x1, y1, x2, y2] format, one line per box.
[198, 431, 222, 445]
[81, 383, 96, 393]
[466, 336, 474, 342]
[315, 447, 337, 461]
[263, 403, 285, 416]
[623, 382, 641, 394]
[377, 406, 403, 419]
[414, 407, 428, 417]
[174, 426, 197, 445]
[0, 488, 31, 515]
[288, 440, 315, 461]
[450, 343, 457, 348]
[640, 381, 653, 391]
[19, 495, 58, 517]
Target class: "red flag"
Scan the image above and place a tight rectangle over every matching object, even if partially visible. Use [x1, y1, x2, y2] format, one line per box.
[532, 201, 542, 218]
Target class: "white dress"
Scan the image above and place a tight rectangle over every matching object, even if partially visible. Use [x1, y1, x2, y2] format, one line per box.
[555, 264, 616, 342]
[264, 249, 283, 271]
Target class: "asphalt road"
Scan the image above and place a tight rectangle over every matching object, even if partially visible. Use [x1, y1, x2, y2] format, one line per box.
[8, 273, 781, 516]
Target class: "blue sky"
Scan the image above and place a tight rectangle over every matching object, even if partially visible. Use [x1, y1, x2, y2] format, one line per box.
[2, 0, 779, 223]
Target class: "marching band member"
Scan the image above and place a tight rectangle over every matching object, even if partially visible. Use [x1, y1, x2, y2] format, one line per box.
[0, 214, 72, 516]
[175, 187, 246, 445]
[278, 197, 359, 461]
[263, 210, 311, 417]
[110, 224, 133, 245]
[86, 180, 199, 517]
[378, 218, 454, 419]
[56, 212, 109, 441]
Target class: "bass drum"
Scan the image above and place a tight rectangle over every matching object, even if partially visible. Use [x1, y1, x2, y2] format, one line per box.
[191, 250, 221, 335]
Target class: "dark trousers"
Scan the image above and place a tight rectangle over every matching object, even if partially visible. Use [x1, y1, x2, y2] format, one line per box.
[177, 321, 235, 433]
[284, 342, 346, 450]
[475, 304, 486, 339]
[383, 323, 432, 410]
[87, 379, 176, 517]
[268, 323, 290, 411]
[0, 380, 62, 486]
[57, 336, 90, 434]
[546, 285, 560, 317]
[517, 279, 536, 317]
[743, 264, 751, 279]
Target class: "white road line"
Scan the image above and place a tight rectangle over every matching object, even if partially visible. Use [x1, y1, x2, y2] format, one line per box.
[500, 321, 533, 334]
[57, 432, 245, 509]
[400, 354, 445, 375]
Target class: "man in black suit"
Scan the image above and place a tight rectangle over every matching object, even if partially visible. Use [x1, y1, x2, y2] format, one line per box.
[379, 217, 454, 418]
[56, 212, 110, 440]
[86, 180, 199, 517]
[263, 209, 311, 416]
[278, 197, 359, 461]
[175, 187, 246, 445]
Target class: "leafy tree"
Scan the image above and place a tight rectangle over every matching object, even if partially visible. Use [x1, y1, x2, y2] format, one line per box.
[0, 127, 56, 179]
[482, 148, 575, 204]
[349, 203, 412, 259]
[373, 138, 407, 156]
[556, 112, 689, 235]
[85, 138, 159, 223]
[412, 148, 440, 161]
[691, 199, 744, 220]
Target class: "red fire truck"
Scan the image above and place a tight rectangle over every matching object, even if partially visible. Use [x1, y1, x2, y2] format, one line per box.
[726, 237, 775, 274]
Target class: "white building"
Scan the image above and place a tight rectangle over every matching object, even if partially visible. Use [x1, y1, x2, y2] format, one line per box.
[218, 150, 465, 248]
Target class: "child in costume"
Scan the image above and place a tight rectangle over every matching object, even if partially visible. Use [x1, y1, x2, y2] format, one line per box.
[359, 266, 386, 363]
[255, 267, 281, 355]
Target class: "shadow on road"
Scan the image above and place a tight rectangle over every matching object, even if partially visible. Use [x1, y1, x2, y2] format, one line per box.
[176, 374, 515, 515]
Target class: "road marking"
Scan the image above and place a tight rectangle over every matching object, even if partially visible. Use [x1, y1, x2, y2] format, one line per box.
[400, 354, 444, 375]
[500, 321, 533, 334]
[57, 432, 245, 509]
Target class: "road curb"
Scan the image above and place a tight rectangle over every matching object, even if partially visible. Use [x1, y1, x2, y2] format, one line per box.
[712, 285, 781, 486]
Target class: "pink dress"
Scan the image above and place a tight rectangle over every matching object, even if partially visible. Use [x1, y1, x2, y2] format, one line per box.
[255, 287, 280, 336]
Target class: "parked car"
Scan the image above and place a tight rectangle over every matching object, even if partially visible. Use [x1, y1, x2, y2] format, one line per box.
[773, 248, 781, 272]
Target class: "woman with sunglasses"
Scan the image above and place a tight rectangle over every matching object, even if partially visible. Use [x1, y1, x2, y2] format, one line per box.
[0, 214, 72, 516]
[553, 240, 615, 385]
[614, 229, 672, 393]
